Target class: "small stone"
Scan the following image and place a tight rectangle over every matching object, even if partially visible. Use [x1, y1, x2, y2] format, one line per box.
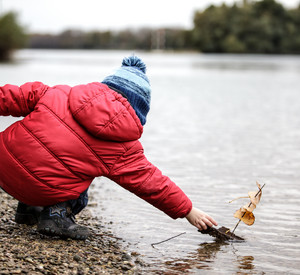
[122, 252, 132, 261]
[9, 269, 22, 274]
[25, 257, 34, 264]
[36, 264, 44, 271]
[73, 254, 81, 262]
[121, 264, 131, 271]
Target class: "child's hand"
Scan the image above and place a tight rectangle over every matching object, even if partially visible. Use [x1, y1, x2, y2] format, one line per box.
[186, 207, 218, 231]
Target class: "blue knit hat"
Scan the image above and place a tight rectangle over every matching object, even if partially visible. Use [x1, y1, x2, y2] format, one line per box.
[102, 56, 151, 126]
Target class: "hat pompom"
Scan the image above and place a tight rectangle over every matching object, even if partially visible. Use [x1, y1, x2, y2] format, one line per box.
[122, 56, 147, 73]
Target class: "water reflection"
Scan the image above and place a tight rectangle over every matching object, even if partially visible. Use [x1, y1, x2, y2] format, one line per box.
[236, 255, 255, 272]
[149, 240, 260, 274]
[150, 241, 227, 274]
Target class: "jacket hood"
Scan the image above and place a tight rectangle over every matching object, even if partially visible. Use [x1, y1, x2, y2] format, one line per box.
[69, 82, 143, 141]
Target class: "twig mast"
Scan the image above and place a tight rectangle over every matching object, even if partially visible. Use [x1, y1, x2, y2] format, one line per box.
[232, 183, 265, 233]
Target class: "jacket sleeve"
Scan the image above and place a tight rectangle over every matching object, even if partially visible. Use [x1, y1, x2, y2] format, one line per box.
[108, 141, 193, 219]
[0, 82, 49, 117]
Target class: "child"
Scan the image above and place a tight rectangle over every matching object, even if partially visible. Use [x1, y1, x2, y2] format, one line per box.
[0, 56, 217, 240]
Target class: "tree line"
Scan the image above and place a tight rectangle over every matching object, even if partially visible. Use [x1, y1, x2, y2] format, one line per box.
[192, 0, 300, 53]
[28, 28, 190, 51]
[1, 0, 300, 60]
[0, 12, 27, 60]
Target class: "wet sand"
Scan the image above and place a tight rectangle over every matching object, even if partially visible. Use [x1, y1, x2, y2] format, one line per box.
[0, 189, 147, 274]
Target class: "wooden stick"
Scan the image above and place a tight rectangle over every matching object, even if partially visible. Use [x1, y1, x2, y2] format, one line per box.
[151, 232, 186, 248]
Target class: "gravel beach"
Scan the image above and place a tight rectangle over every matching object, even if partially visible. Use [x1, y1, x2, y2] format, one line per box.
[0, 189, 147, 274]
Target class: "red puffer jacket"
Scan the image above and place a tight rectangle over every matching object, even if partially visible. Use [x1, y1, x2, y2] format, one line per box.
[0, 82, 192, 219]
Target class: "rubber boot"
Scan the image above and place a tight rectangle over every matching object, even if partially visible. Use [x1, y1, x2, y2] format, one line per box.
[37, 201, 90, 240]
[15, 202, 43, 225]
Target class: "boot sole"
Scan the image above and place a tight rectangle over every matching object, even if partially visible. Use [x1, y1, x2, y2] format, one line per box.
[37, 221, 89, 240]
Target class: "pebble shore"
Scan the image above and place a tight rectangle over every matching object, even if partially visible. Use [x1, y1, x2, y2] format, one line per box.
[0, 189, 148, 274]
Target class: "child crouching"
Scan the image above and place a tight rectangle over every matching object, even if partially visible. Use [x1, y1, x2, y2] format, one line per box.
[0, 56, 217, 240]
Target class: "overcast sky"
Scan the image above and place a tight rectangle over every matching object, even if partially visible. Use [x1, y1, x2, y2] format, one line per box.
[1, 0, 299, 33]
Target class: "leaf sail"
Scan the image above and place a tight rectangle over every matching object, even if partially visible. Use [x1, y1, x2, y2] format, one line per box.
[232, 182, 264, 228]
[234, 208, 255, 225]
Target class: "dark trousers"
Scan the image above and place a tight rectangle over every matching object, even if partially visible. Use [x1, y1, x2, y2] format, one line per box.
[1, 185, 89, 215]
[68, 188, 89, 215]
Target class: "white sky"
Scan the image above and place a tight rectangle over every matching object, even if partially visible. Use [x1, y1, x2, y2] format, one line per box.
[1, 0, 299, 33]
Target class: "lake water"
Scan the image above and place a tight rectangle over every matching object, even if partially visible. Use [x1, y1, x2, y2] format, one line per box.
[1, 50, 300, 274]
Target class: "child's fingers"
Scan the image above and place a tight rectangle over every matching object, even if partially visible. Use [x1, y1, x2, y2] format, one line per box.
[201, 222, 207, 230]
[207, 215, 218, 226]
[197, 220, 207, 231]
[199, 216, 218, 230]
[203, 217, 213, 228]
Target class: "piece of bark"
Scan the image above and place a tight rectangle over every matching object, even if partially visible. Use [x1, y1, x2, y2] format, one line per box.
[199, 226, 244, 242]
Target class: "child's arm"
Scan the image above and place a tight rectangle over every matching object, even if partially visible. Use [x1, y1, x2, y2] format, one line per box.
[109, 145, 192, 219]
[108, 141, 218, 229]
[0, 82, 49, 117]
